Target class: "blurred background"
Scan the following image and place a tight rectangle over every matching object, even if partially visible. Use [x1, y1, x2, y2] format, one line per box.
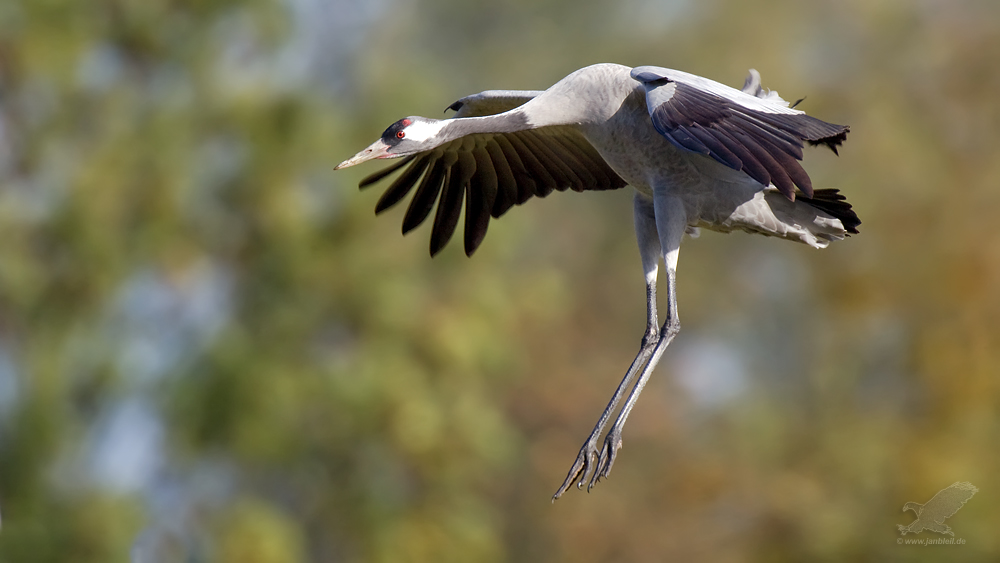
[1, 0, 999, 561]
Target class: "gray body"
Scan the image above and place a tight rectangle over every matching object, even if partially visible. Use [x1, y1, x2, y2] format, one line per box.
[472, 64, 847, 250]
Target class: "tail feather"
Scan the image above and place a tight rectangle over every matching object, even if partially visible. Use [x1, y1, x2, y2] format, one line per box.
[706, 187, 859, 249]
[798, 188, 860, 234]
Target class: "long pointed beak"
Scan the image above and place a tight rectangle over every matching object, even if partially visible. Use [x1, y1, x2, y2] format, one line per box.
[335, 139, 392, 170]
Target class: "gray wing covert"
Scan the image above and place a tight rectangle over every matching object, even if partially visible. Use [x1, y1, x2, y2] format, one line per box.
[445, 90, 546, 118]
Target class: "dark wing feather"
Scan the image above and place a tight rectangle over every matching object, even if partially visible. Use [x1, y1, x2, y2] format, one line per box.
[464, 144, 496, 255]
[484, 139, 518, 217]
[430, 146, 476, 256]
[358, 126, 625, 256]
[401, 151, 447, 234]
[359, 155, 416, 189]
[492, 134, 538, 205]
[374, 156, 429, 214]
[636, 69, 849, 200]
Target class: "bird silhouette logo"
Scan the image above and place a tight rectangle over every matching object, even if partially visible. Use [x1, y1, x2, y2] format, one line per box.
[898, 482, 978, 536]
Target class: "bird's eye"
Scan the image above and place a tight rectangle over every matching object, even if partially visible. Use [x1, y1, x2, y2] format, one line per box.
[396, 131, 405, 139]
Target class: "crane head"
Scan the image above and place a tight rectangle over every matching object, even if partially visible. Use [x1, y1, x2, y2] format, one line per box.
[336, 117, 444, 169]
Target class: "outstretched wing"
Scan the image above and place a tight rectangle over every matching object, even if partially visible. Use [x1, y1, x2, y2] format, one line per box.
[359, 92, 626, 257]
[925, 482, 979, 520]
[631, 66, 849, 200]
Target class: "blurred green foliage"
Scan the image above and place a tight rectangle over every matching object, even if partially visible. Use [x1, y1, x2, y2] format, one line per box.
[0, 0, 998, 561]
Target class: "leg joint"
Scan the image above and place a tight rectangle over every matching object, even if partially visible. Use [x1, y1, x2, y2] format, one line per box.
[660, 318, 680, 338]
[641, 327, 659, 348]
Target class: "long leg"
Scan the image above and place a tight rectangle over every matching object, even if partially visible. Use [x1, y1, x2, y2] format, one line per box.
[590, 190, 686, 484]
[591, 269, 680, 483]
[552, 194, 662, 500]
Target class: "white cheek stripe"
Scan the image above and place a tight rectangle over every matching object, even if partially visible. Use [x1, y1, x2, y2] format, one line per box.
[404, 120, 447, 142]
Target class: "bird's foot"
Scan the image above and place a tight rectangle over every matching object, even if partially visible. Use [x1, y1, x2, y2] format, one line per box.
[552, 439, 600, 500]
[552, 328, 661, 501]
[589, 426, 623, 489]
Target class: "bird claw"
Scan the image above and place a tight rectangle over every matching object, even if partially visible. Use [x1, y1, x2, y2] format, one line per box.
[586, 442, 609, 491]
[552, 440, 599, 500]
[553, 427, 627, 500]
[590, 428, 623, 488]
